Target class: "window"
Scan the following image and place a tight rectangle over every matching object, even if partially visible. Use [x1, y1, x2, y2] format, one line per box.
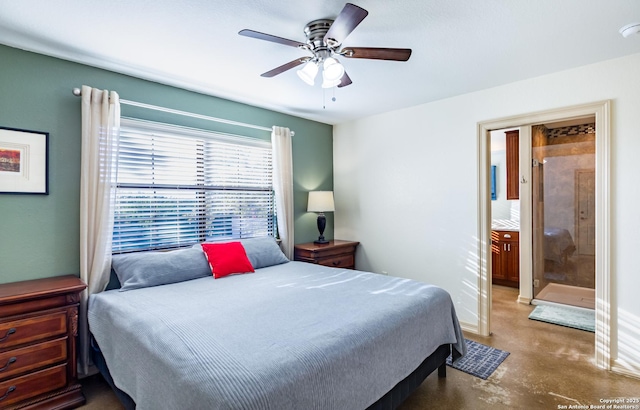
[112, 119, 274, 253]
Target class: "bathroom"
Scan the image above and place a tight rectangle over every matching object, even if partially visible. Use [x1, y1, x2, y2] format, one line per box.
[490, 120, 596, 309]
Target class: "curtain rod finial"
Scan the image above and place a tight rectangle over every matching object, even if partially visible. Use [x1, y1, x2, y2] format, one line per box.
[72, 87, 81, 96]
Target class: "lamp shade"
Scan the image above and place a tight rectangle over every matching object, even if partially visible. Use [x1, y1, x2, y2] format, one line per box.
[322, 76, 342, 89]
[322, 57, 344, 81]
[297, 61, 318, 86]
[307, 191, 335, 212]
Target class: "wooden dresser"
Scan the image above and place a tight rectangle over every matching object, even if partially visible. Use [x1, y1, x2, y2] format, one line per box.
[294, 240, 359, 270]
[0, 275, 86, 409]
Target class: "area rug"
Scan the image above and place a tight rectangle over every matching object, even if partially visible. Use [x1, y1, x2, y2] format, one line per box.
[446, 339, 510, 380]
[528, 304, 595, 332]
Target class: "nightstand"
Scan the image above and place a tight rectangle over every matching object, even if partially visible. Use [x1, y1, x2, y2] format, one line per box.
[294, 240, 359, 270]
[0, 275, 87, 409]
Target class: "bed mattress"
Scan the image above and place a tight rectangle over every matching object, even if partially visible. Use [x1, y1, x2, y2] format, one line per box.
[89, 261, 465, 410]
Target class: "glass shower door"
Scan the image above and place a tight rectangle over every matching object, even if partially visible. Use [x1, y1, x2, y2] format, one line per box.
[531, 123, 596, 308]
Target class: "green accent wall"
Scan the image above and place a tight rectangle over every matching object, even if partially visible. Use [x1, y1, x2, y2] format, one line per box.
[0, 45, 333, 284]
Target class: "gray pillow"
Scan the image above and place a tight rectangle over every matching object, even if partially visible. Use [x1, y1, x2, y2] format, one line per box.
[112, 247, 211, 291]
[193, 236, 289, 269]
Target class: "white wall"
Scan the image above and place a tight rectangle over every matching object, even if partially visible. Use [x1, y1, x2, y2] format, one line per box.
[333, 52, 640, 377]
[490, 130, 510, 220]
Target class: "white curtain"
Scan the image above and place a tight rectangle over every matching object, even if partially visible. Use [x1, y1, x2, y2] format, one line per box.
[78, 86, 120, 376]
[271, 126, 294, 259]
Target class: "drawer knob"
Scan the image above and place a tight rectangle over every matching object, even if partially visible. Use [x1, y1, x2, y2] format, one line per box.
[0, 328, 16, 343]
[0, 386, 16, 402]
[0, 357, 16, 372]
[332, 260, 341, 266]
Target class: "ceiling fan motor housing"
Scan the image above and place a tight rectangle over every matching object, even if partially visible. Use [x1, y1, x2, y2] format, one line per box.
[303, 19, 336, 60]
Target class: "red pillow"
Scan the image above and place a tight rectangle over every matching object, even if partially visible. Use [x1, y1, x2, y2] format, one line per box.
[201, 242, 255, 279]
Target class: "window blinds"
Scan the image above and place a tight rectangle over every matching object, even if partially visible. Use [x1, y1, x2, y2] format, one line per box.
[112, 119, 274, 253]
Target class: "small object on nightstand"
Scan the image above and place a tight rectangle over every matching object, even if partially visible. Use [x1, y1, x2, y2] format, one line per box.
[307, 191, 335, 244]
[294, 240, 359, 269]
[0, 275, 87, 409]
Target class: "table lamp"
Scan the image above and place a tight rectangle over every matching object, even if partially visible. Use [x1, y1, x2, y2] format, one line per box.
[307, 191, 335, 244]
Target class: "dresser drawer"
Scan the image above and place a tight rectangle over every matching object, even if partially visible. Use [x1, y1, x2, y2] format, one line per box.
[0, 363, 67, 407]
[317, 254, 354, 269]
[0, 337, 67, 381]
[0, 311, 67, 350]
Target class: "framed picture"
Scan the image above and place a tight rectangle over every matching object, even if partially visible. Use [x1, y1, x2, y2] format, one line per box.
[0, 126, 49, 194]
[491, 165, 497, 200]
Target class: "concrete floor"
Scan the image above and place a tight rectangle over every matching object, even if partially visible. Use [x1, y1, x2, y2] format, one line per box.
[399, 286, 640, 409]
[79, 285, 640, 409]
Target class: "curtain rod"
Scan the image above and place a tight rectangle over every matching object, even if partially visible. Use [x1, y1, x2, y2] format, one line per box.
[71, 87, 294, 136]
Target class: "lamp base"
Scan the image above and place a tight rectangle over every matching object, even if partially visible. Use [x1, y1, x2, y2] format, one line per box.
[314, 214, 329, 245]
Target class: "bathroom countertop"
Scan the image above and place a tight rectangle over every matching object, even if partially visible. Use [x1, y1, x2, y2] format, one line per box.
[492, 219, 520, 232]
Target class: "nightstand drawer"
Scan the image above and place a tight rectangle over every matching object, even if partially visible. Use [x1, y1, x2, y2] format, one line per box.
[0, 363, 67, 407]
[294, 240, 359, 270]
[0, 311, 67, 350]
[0, 337, 67, 381]
[318, 254, 354, 269]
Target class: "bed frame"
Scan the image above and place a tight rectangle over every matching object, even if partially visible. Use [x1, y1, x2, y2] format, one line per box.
[91, 337, 451, 410]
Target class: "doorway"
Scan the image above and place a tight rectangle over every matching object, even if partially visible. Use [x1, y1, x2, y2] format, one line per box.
[477, 101, 611, 370]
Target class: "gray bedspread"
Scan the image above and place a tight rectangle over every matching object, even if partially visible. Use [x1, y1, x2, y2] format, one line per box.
[89, 261, 466, 410]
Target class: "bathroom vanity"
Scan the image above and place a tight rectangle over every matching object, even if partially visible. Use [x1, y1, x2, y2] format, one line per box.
[491, 221, 520, 288]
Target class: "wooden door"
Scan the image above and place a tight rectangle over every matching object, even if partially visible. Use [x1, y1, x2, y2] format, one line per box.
[506, 241, 520, 284]
[492, 239, 507, 281]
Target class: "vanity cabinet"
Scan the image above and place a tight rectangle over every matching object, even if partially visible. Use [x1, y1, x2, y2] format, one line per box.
[491, 230, 520, 288]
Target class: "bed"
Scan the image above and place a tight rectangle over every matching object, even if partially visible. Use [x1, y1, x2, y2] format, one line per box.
[88, 237, 466, 410]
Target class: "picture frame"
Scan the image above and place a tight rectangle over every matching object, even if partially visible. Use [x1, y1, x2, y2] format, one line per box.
[0, 126, 49, 194]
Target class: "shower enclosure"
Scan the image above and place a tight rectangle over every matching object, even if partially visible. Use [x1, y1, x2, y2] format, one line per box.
[531, 120, 596, 309]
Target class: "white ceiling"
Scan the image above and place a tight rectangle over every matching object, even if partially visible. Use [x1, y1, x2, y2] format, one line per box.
[1, 0, 639, 125]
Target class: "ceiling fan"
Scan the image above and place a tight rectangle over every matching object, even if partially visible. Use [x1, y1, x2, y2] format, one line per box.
[239, 3, 412, 88]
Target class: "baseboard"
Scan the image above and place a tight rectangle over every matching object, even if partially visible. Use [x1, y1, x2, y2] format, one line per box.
[611, 361, 640, 380]
[517, 295, 531, 305]
[459, 320, 478, 335]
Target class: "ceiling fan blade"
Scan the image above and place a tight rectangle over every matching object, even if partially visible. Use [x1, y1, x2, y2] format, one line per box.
[239, 29, 307, 49]
[324, 3, 368, 47]
[260, 58, 310, 78]
[341, 47, 412, 61]
[337, 71, 352, 88]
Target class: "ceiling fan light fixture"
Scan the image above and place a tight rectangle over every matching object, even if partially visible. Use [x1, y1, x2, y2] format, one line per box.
[321, 77, 342, 88]
[297, 61, 318, 85]
[322, 57, 345, 82]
